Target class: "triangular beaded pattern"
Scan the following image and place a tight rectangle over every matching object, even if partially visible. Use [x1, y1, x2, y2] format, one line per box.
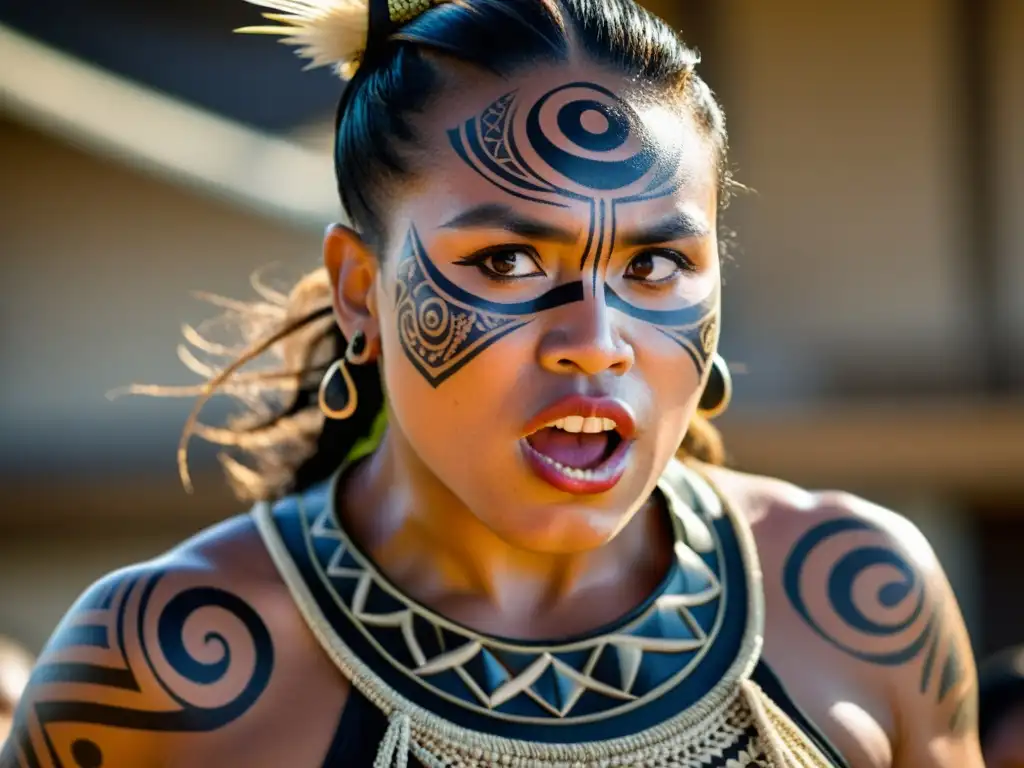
[254, 461, 842, 767]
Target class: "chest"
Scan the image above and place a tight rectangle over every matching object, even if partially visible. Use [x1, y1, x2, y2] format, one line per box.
[243, 469, 886, 768]
[198, 628, 894, 768]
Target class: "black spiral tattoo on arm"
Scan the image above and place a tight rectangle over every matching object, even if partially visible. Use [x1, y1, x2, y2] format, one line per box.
[783, 518, 973, 733]
[0, 570, 274, 768]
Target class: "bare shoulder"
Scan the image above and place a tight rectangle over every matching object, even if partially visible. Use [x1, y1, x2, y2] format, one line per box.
[695, 463, 935, 570]
[695, 463, 956, 635]
[695, 463, 983, 768]
[0, 512, 350, 768]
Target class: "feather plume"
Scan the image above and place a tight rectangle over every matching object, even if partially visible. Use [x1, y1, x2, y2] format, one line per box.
[236, 0, 371, 80]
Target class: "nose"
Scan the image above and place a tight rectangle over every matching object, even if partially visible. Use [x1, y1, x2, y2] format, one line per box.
[537, 297, 634, 377]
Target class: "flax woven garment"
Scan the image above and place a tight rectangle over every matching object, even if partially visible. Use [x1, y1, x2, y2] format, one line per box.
[255, 460, 839, 767]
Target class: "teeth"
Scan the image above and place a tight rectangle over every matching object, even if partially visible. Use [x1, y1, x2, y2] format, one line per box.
[563, 415, 585, 433]
[527, 444, 617, 481]
[543, 415, 619, 434]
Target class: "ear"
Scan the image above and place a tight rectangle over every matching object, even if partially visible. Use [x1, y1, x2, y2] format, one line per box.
[323, 224, 381, 358]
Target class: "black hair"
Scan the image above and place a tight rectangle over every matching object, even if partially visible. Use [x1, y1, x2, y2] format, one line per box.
[337, 0, 723, 250]
[166, 0, 730, 501]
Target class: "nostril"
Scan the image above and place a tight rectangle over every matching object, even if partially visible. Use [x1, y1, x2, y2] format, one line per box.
[606, 351, 634, 377]
[539, 326, 633, 376]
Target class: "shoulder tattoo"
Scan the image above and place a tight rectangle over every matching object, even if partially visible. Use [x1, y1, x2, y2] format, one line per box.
[0, 569, 274, 768]
[783, 517, 974, 731]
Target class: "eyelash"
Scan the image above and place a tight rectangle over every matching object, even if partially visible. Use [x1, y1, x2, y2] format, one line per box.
[454, 246, 546, 283]
[453, 246, 696, 285]
[626, 249, 697, 284]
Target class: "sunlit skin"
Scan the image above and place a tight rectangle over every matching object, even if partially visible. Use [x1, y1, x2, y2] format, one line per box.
[326, 62, 719, 632]
[0, 642, 32, 752]
[0, 57, 986, 768]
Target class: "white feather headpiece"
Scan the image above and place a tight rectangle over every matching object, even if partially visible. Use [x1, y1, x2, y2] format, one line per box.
[236, 0, 441, 80]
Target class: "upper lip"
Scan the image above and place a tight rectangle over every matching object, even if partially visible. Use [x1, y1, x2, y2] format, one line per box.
[522, 394, 637, 441]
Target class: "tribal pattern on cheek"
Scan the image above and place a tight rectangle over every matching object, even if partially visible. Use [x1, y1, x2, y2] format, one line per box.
[395, 228, 582, 387]
[395, 82, 719, 389]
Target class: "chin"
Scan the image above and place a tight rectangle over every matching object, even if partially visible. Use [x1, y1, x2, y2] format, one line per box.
[486, 502, 626, 555]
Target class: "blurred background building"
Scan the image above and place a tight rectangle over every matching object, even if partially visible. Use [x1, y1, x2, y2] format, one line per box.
[0, 0, 1021, 661]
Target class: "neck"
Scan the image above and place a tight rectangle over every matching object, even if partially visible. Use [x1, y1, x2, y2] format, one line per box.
[339, 426, 669, 637]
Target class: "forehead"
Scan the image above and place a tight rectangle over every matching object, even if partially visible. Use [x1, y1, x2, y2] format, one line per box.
[401, 63, 717, 231]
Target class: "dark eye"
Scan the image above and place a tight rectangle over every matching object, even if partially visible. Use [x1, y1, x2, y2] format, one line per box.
[456, 246, 545, 281]
[624, 250, 694, 283]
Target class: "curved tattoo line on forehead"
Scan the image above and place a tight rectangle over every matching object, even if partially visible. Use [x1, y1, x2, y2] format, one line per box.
[395, 83, 713, 390]
[523, 82, 656, 191]
[447, 82, 683, 203]
[447, 81, 687, 279]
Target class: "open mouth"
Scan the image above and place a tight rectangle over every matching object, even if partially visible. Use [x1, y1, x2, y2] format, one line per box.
[525, 416, 624, 477]
[520, 401, 635, 494]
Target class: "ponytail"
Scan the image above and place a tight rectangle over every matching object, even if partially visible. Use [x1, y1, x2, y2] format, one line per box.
[127, 268, 383, 501]
[679, 413, 726, 467]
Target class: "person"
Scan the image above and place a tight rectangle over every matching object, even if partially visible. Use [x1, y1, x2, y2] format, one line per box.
[979, 646, 1024, 768]
[0, 638, 34, 750]
[0, 0, 986, 765]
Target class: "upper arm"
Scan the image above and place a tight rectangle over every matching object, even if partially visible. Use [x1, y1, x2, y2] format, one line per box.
[0, 557, 276, 768]
[878, 514, 984, 768]
[777, 492, 984, 768]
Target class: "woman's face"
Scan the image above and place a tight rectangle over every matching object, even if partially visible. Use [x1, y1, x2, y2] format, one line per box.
[345, 63, 720, 554]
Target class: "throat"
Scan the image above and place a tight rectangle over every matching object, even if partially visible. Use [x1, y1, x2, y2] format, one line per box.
[525, 428, 617, 469]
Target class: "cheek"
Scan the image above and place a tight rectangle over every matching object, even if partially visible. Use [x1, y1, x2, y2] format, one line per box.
[629, 320, 708, 458]
[377, 297, 534, 447]
[633, 319, 708, 404]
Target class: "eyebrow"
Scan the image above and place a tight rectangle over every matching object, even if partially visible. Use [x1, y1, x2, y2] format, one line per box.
[439, 203, 580, 244]
[618, 211, 711, 247]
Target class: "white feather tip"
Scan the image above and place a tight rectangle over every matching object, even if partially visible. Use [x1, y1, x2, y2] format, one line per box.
[237, 0, 370, 80]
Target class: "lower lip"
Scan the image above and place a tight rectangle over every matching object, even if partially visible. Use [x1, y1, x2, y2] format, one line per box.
[520, 436, 632, 495]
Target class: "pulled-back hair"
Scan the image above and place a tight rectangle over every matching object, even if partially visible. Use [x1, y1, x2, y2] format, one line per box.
[157, 0, 731, 501]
